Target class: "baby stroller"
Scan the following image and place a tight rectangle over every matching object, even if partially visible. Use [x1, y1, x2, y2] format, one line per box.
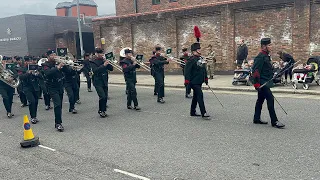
[272, 61, 285, 85]
[292, 56, 320, 90]
[232, 69, 252, 86]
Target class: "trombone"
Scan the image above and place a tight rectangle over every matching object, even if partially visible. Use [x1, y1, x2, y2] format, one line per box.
[104, 52, 123, 71]
[107, 57, 123, 72]
[134, 57, 151, 72]
[120, 47, 151, 72]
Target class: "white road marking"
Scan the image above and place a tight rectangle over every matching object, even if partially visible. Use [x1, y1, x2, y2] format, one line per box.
[0, 132, 2, 134]
[39, 145, 56, 152]
[114, 169, 150, 180]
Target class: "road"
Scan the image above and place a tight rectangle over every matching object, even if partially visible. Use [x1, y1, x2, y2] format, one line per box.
[0, 84, 319, 180]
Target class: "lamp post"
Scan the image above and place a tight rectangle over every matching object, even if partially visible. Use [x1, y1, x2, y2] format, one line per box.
[77, 0, 84, 59]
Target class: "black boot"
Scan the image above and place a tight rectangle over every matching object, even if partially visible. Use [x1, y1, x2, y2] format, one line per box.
[134, 106, 141, 111]
[253, 119, 268, 124]
[202, 113, 211, 120]
[55, 124, 64, 132]
[272, 121, 285, 129]
[157, 98, 165, 104]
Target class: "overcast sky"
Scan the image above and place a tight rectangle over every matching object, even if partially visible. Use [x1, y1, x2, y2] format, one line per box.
[0, 0, 115, 18]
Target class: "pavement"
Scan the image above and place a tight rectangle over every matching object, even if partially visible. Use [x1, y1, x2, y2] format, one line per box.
[0, 84, 320, 179]
[80, 73, 320, 95]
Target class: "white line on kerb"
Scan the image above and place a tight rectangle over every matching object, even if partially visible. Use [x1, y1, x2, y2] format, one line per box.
[39, 145, 56, 152]
[114, 169, 150, 180]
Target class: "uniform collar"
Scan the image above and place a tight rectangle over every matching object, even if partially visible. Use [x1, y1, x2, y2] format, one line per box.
[261, 50, 269, 55]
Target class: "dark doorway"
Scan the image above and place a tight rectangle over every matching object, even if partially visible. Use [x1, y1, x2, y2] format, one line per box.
[75, 32, 95, 59]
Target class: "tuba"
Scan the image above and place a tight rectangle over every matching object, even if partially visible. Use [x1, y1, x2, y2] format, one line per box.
[38, 58, 48, 66]
[0, 55, 20, 88]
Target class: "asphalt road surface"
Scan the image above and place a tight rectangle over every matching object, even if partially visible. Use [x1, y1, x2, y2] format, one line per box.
[0, 84, 319, 180]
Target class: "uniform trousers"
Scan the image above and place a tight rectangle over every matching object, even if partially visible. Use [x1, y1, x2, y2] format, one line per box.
[50, 92, 63, 124]
[0, 87, 14, 113]
[17, 85, 27, 105]
[24, 90, 39, 118]
[190, 84, 207, 115]
[39, 80, 51, 106]
[95, 85, 108, 112]
[65, 85, 79, 110]
[126, 81, 138, 107]
[154, 72, 164, 100]
[254, 86, 278, 125]
[183, 68, 191, 95]
[84, 72, 92, 89]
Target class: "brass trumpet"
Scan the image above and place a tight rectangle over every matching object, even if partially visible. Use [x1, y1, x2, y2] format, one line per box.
[54, 56, 84, 71]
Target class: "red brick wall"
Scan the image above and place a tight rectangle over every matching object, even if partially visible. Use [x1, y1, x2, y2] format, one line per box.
[71, 6, 97, 17]
[116, 0, 135, 15]
[94, 0, 318, 72]
[235, 5, 294, 62]
[56, 8, 67, 16]
[116, 0, 248, 16]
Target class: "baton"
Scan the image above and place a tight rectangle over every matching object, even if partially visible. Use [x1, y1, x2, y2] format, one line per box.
[259, 60, 301, 89]
[207, 84, 224, 108]
[273, 94, 288, 115]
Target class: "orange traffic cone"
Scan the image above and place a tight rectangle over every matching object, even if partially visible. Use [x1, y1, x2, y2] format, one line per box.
[20, 115, 40, 148]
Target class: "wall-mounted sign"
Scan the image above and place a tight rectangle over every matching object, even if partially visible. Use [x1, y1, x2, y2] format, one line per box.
[101, 38, 105, 45]
[7, 28, 12, 35]
[0, 37, 22, 42]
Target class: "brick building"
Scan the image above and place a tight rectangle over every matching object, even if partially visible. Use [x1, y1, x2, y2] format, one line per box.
[56, 0, 98, 17]
[93, 0, 318, 72]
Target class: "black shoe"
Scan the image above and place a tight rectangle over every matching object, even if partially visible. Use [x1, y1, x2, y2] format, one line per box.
[127, 106, 133, 109]
[55, 124, 64, 132]
[154, 92, 157, 96]
[69, 109, 77, 114]
[134, 106, 141, 111]
[39, 97, 43, 99]
[7, 112, 13, 118]
[253, 120, 268, 124]
[190, 113, 201, 117]
[99, 111, 107, 118]
[272, 121, 285, 129]
[21, 104, 27, 107]
[209, 76, 214, 79]
[185, 94, 192, 98]
[88, 88, 92, 92]
[202, 113, 211, 120]
[157, 98, 165, 103]
[31, 118, 39, 124]
[126, 90, 128, 95]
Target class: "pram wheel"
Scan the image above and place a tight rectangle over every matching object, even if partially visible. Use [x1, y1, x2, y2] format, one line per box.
[302, 83, 309, 90]
[292, 82, 297, 89]
[232, 81, 238, 86]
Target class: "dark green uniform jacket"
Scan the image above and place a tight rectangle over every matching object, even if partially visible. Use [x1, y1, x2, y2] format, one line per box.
[184, 55, 208, 85]
[17, 66, 40, 92]
[120, 58, 140, 83]
[252, 51, 274, 88]
[150, 55, 169, 74]
[89, 58, 113, 87]
[42, 61, 66, 94]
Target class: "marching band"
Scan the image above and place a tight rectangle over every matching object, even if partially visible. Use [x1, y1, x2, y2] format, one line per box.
[0, 26, 287, 132]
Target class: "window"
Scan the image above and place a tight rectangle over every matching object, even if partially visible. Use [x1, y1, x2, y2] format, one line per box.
[152, 0, 160, 5]
[169, 0, 177, 2]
